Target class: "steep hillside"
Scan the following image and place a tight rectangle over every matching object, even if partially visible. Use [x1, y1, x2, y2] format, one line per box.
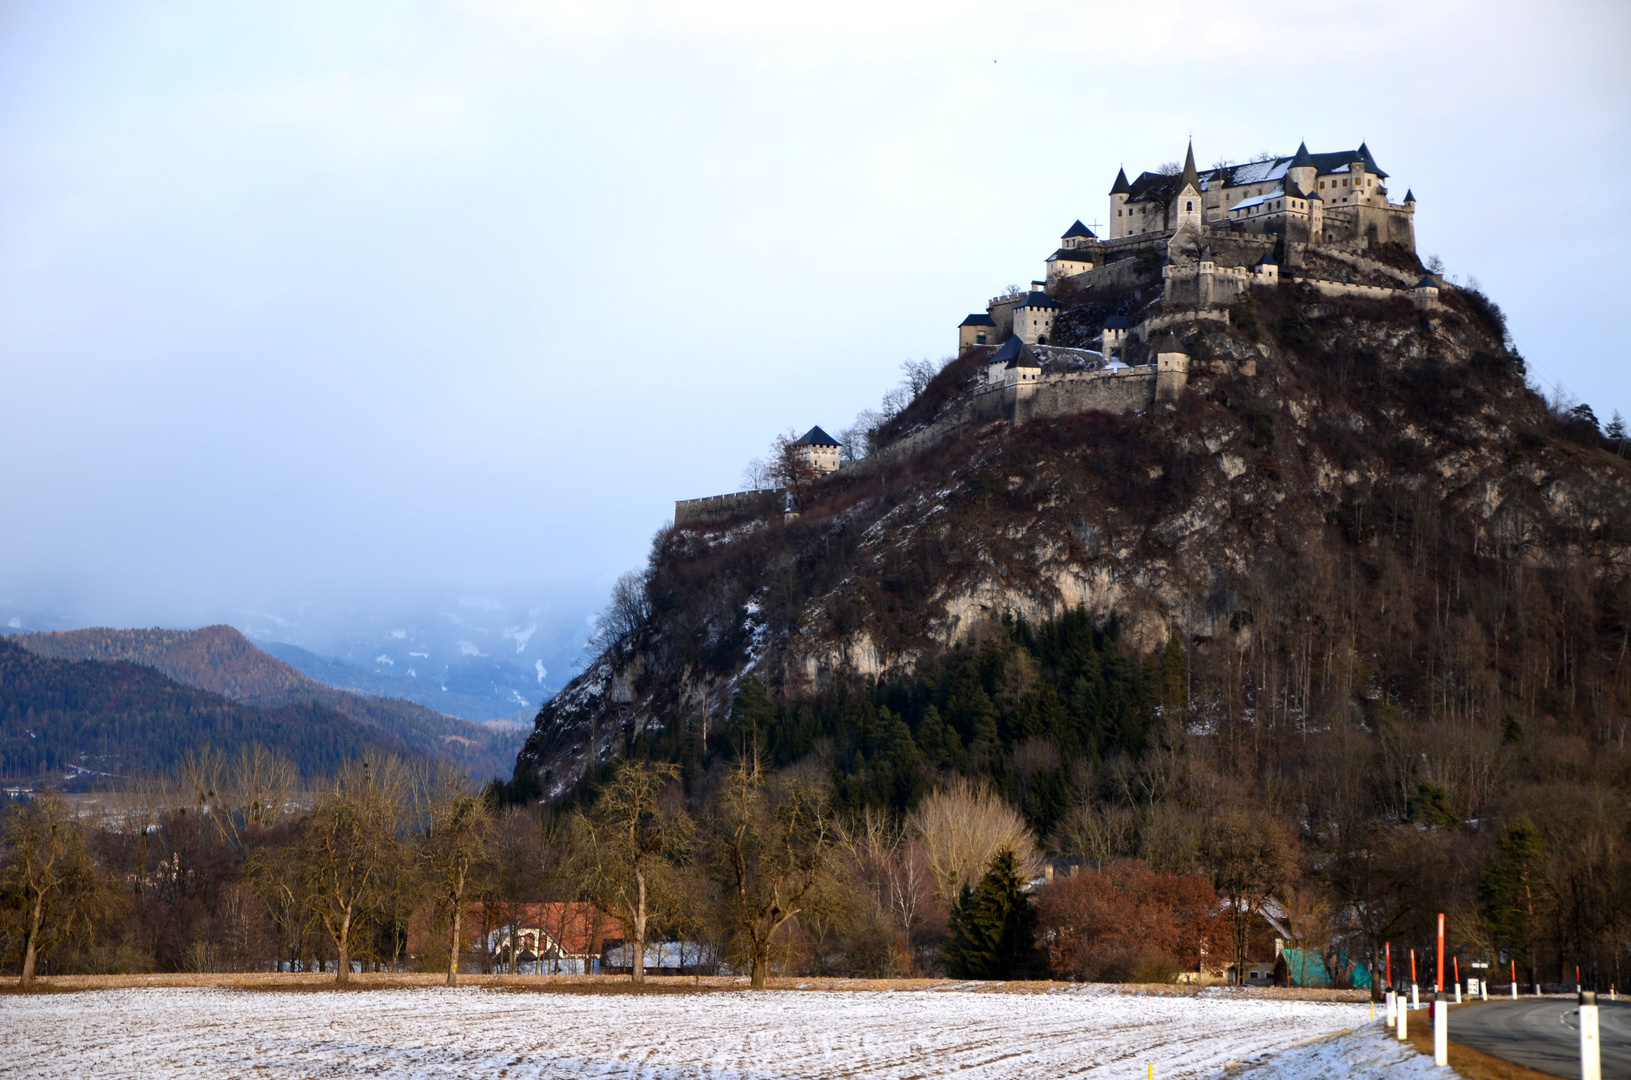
[12, 625, 522, 780]
[510, 278, 1631, 810]
[0, 639, 412, 782]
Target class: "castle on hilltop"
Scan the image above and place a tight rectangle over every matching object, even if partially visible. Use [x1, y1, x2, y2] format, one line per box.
[676, 139, 1442, 528]
[967, 139, 1435, 370]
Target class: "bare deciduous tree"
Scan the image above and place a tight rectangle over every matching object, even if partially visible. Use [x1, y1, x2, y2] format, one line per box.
[709, 762, 837, 988]
[0, 793, 102, 987]
[597, 570, 652, 645]
[572, 761, 692, 984]
[293, 759, 407, 985]
[1204, 809, 1296, 985]
[415, 768, 493, 985]
[907, 780, 1040, 904]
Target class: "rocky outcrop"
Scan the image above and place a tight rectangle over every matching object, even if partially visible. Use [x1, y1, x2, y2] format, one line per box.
[511, 284, 1631, 802]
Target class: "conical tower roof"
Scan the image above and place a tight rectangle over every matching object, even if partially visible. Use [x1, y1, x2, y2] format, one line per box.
[1289, 141, 1314, 168]
[1180, 141, 1200, 191]
[1109, 167, 1132, 195]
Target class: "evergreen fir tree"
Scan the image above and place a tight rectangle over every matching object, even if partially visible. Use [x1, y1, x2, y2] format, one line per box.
[941, 849, 1036, 979]
[729, 677, 775, 763]
[1478, 819, 1547, 984]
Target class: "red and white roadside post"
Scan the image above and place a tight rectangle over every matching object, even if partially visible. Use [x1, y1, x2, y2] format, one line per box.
[1410, 948, 1420, 1009]
[1580, 991, 1602, 1080]
[1434, 914, 1448, 1067]
[1511, 959, 1519, 999]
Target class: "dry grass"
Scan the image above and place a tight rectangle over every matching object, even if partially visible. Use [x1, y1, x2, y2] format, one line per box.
[1398, 1004, 1563, 1080]
[14, 971, 1370, 1000]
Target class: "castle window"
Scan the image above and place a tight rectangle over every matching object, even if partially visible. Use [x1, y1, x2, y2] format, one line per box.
[1186, 201, 1193, 211]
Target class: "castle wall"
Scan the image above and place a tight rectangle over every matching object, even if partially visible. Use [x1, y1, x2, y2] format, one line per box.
[674, 490, 779, 527]
[1013, 367, 1156, 422]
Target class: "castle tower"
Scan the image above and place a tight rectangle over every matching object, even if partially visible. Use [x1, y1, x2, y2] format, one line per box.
[1154, 335, 1190, 402]
[1174, 142, 1203, 231]
[1108, 167, 1131, 239]
[958, 312, 996, 350]
[1012, 289, 1060, 345]
[795, 426, 843, 474]
[1101, 315, 1130, 361]
[1286, 141, 1317, 195]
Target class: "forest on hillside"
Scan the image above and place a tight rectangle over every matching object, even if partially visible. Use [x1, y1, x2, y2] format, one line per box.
[505, 275, 1631, 992]
[0, 641, 413, 780]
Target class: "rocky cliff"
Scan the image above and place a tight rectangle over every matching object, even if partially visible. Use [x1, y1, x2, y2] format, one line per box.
[511, 277, 1631, 804]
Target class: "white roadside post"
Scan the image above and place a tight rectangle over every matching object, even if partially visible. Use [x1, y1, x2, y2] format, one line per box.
[1396, 997, 1408, 1041]
[1580, 991, 1601, 1080]
[1411, 983, 1420, 1009]
[1433, 991, 1448, 1067]
[1386, 989, 1396, 1026]
[1454, 981, 1462, 1004]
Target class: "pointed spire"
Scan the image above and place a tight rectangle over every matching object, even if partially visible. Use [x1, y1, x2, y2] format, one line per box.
[1180, 140, 1200, 190]
[1289, 141, 1314, 169]
[1109, 167, 1131, 196]
[1403, 188, 1416, 203]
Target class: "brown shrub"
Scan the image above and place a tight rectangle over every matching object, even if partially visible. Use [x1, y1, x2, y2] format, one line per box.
[1035, 859, 1227, 982]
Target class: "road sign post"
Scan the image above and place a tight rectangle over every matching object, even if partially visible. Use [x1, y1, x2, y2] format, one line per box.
[1580, 991, 1601, 1080]
[1434, 991, 1448, 1067]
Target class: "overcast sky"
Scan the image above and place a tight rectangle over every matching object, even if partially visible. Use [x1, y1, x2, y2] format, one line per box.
[2, 0, 1628, 634]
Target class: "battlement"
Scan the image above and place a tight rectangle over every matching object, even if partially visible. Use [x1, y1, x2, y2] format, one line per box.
[674, 489, 779, 527]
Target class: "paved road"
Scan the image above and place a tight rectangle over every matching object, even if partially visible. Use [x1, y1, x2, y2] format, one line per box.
[1448, 997, 1631, 1079]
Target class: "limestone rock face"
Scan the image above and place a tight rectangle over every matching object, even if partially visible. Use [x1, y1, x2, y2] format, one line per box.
[511, 287, 1631, 802]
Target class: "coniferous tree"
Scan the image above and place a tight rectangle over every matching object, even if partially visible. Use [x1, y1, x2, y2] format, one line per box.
[941, 849, 1036, 979]
[1479, 819, 1548, 987]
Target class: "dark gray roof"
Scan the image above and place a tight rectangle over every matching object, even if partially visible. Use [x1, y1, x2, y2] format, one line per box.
[1014, 291, 1061, 309]
[960, 313, 996, 327]
[1257, 252, 1277, 266]
[1413, 276, 1439, 290]
[1125, 170, 1184, 205]
[797, 425, 842, 447]
[990, 337, 1024, 364]
[1061, 220, 1097, 239]
[1403, 188, 1415, 202]
[1006, 344, 1041, 370]
[1104, 315, 1131, 330]
[1047, 248, 1095, 262]
[1109, 167, 1132, 196]
[1288, 141, 1314, 169]
[1156, 334, 1187, 355]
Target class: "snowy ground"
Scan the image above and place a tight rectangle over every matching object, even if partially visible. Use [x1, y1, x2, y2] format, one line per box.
[0, 985, 1394, 1079]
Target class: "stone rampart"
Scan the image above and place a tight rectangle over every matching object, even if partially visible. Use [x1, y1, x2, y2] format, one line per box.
[1288, 276, 1408, 302]
[1140, 308, 1231, 340]
[674, 490, 779, 527]
[1014, 367, 1157, 422]
[1308, 247, 1420, 286]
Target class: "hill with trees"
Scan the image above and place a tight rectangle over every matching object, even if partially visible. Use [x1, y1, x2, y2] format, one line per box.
[502, 270, 1631, 988]
[0, 639, 413, 781]
[10, 625, 521, 781]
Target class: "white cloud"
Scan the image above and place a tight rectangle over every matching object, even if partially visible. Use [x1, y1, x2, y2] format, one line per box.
[535, 659, 547, 684]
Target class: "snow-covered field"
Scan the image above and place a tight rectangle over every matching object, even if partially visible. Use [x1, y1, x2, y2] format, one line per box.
[0, 986, 1385, 1079]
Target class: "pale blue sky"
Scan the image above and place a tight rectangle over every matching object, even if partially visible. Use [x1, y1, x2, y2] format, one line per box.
[2, 0, 1628, 635]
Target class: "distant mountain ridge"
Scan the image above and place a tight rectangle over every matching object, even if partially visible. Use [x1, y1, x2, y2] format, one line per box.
[0, 639, 411, 782]
[10, 625, 524, 780]
[258, 640, 534, 726]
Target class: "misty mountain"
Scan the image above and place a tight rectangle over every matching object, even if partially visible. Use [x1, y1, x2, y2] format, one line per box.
[235, 589, 602, 722]
[10, 625, 524, 781]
